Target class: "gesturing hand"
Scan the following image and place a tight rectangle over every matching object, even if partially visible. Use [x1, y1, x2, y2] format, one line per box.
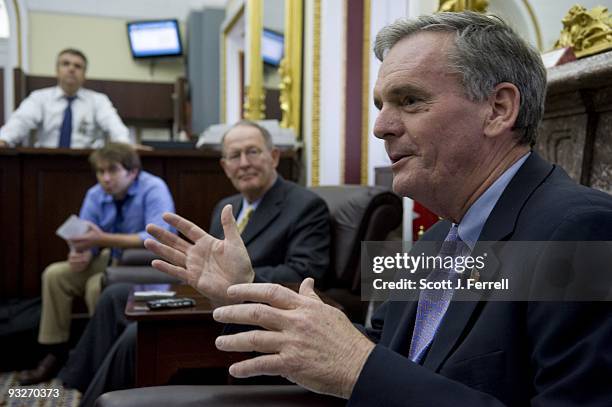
[144, 205, 255, 307]
[213, 278, 375, 399]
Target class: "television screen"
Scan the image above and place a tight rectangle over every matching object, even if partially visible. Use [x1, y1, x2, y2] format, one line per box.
[262, 29, 284, 66]
[127, 19, 183, 58]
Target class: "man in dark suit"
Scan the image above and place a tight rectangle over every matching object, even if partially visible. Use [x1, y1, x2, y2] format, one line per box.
[147, 12, 612, 406]
[57, 120, 330, 406]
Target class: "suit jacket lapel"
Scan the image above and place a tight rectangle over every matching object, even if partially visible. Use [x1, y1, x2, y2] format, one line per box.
[422, 151, 554, 372]
[241, 176, 284, 246]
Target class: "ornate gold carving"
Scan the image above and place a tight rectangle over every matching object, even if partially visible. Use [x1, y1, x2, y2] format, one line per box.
[554, 5, 612, 59]
[279, 0, 303, 135]
[438, 0, 488, 13]
[243, 85, 266, 120]
[279, 57, 291, 128]
[244, 0, 265, 120]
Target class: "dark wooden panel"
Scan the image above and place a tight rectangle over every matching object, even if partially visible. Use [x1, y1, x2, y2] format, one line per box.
[23, 75, 174, 128]
[167, 163, 236, 232]
[0, 153, 21, 298]
[21, 154, 94, 296]
[13, 68, 26, 109]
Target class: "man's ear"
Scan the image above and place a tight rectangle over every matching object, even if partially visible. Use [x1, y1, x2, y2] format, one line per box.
[220, 158, 231, 178]
[270, 148, 280, 168]
[484, 82, 520, 138]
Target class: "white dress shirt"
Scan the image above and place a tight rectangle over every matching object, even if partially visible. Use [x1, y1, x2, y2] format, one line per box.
[0, 86, 131, 148]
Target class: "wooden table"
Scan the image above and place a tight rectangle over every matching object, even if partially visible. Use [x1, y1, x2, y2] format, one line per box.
[125, 284, 249, 387]
[125, 284, 343, 387]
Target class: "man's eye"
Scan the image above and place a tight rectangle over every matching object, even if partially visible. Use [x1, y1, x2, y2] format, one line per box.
[402, 96, 418, 106]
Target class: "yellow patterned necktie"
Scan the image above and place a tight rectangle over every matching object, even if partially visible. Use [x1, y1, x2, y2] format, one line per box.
[237, 206, 254, 234]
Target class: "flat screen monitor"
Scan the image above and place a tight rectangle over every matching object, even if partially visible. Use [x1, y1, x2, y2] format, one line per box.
[127, 19, 183, 58]
[262, 29, 284, 66]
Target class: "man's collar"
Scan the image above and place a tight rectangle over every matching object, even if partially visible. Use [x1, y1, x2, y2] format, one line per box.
[458, 152, 530, 248]
[54, 86, 82, 100]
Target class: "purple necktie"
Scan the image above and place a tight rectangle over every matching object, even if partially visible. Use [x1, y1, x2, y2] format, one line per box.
[409, 224, 468, 363]
[58, 96, 76, 148]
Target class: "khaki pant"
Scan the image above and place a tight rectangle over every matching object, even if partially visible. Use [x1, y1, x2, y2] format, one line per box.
[38, 249, 111, 344]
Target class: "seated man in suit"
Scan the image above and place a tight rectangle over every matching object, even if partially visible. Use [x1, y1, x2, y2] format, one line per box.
[57, 120, 330, 406]
[19, 143, 175, 385]
[0, 48, 131, 148]
[147, 12, 612, 406]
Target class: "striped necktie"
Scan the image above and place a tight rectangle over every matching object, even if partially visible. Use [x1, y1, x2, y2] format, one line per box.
[408, 224, 469, 363]
[237, 206, 254, 234]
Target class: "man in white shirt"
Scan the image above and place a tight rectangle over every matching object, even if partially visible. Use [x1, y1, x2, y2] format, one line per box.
[0, 48, 130, 148]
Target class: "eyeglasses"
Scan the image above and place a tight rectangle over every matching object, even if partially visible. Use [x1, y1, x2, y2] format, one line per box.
[223, 147, 264, 164]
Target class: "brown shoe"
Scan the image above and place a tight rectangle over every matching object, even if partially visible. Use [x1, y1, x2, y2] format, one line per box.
[17, 354, 62, 385]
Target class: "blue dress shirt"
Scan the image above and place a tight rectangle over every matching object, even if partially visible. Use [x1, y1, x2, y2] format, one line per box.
[79, 170, 175, 259]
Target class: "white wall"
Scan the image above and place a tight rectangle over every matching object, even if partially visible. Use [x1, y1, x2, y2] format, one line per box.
[27, 0, 227, 21]
[28, 12, 185, 82]
[24, 0, 227, 82]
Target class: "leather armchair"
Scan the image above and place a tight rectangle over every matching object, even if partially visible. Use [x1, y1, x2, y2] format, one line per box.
[311, 185, 402, 322]
[102, 249, 181, 288]
[95, 385, 344, 407]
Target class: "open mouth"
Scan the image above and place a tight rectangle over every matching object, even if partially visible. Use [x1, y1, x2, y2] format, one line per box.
[389, 154, 413, 166]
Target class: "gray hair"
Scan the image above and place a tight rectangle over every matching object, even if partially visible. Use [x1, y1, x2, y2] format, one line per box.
[221, 120, 275, 153]
[374, 11, 546, 146]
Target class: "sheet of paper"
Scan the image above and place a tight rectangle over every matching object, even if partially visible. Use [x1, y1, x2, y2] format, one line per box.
[56, 215, 90, 240]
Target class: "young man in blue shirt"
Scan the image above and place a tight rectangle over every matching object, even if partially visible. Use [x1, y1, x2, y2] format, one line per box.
[19, 143, 175, 385]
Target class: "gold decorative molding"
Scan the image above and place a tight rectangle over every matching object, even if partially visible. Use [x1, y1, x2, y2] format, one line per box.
[221, 3, 245, 123]
[243, 85, 266, 120]
[554, 5, 612, 59]
[360, 0, 370, 185]
[279, 0, 304, 137]
[311, 0, 321, 186]
[244, 0, 265, 120]
[438, 0, 488, 13]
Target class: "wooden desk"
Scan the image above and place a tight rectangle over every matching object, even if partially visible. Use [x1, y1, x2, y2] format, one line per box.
[125, 284, 343, 387]
[126, 284, 249, 387]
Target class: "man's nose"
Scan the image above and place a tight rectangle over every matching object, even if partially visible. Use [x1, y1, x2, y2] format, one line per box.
[238, 152, 250, 167]
[373, 109, 402, 140]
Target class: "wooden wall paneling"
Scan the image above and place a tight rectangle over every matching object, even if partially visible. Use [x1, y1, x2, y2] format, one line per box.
[0, 152, 21, 298]
[26, 76, 174, 128]
[163, 154, 236, 232]
[21, 152, 95, 297]
[13, 68, 27, 108]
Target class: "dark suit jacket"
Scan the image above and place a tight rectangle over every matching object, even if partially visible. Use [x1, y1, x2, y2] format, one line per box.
[349, 153, 612, 406]
[209, 175, 330, 283]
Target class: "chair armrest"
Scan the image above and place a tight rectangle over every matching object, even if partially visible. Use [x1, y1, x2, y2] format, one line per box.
[119, 249, 159, 266]
[95, 385, 344, 407]
[103, 266, 181, 288]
